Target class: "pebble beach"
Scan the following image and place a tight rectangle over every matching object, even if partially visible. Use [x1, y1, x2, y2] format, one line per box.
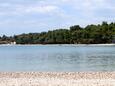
[0, 72, 115, 86]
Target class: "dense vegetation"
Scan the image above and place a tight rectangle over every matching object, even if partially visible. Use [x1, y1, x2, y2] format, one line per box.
[0, 21, 115, 44]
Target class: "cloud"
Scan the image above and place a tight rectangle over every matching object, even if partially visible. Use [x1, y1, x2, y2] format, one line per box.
[24, 5, 59, 14]
[0, 3, 61, 15]
[0, 0, 114, 35]
[65, 0, 115, 21]
[14, 4, 60, 14]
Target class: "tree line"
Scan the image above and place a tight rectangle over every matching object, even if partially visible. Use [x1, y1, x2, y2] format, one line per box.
[0, 21, 115, 44]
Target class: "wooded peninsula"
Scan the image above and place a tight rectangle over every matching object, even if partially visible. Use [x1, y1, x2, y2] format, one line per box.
[0, 21, 115, 44]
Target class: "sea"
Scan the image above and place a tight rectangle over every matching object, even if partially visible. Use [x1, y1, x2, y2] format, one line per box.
[0, 44, 115, 71]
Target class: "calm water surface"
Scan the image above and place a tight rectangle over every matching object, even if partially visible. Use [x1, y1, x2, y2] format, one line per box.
[0, 45, 115, 71]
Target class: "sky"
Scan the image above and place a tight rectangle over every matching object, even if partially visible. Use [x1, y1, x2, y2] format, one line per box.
[0, 0, 115, 36]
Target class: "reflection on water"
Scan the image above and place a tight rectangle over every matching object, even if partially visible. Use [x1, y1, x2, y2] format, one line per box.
[0, 45, 115, 71]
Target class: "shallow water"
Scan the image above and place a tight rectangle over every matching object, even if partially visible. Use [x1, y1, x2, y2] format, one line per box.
[0, 45, 115, 71]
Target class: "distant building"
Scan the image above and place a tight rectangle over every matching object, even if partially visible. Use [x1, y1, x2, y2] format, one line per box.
[10, 42, 16, 45]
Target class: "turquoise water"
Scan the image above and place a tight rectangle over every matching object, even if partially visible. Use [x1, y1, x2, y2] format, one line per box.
[0, 45, 115, 71]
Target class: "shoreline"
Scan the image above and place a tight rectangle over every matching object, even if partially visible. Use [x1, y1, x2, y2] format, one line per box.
[0, 72, 115, 86]
[0, 43, 115, 46]
[1, 72, 115, 79]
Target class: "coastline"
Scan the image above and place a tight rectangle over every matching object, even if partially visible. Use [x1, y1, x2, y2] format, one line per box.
[0, 43, 115, 46]
[0, 72, 115, 86]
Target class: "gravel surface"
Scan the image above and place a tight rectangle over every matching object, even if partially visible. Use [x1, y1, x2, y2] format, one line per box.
[0, 72, 115, 86]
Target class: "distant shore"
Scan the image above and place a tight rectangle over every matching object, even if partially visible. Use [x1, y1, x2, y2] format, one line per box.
[0, 43, 115, 46]
[0, 72, 115, 86]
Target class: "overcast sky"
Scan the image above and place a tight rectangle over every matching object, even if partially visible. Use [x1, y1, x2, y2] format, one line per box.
[0, 0, 115, 36]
